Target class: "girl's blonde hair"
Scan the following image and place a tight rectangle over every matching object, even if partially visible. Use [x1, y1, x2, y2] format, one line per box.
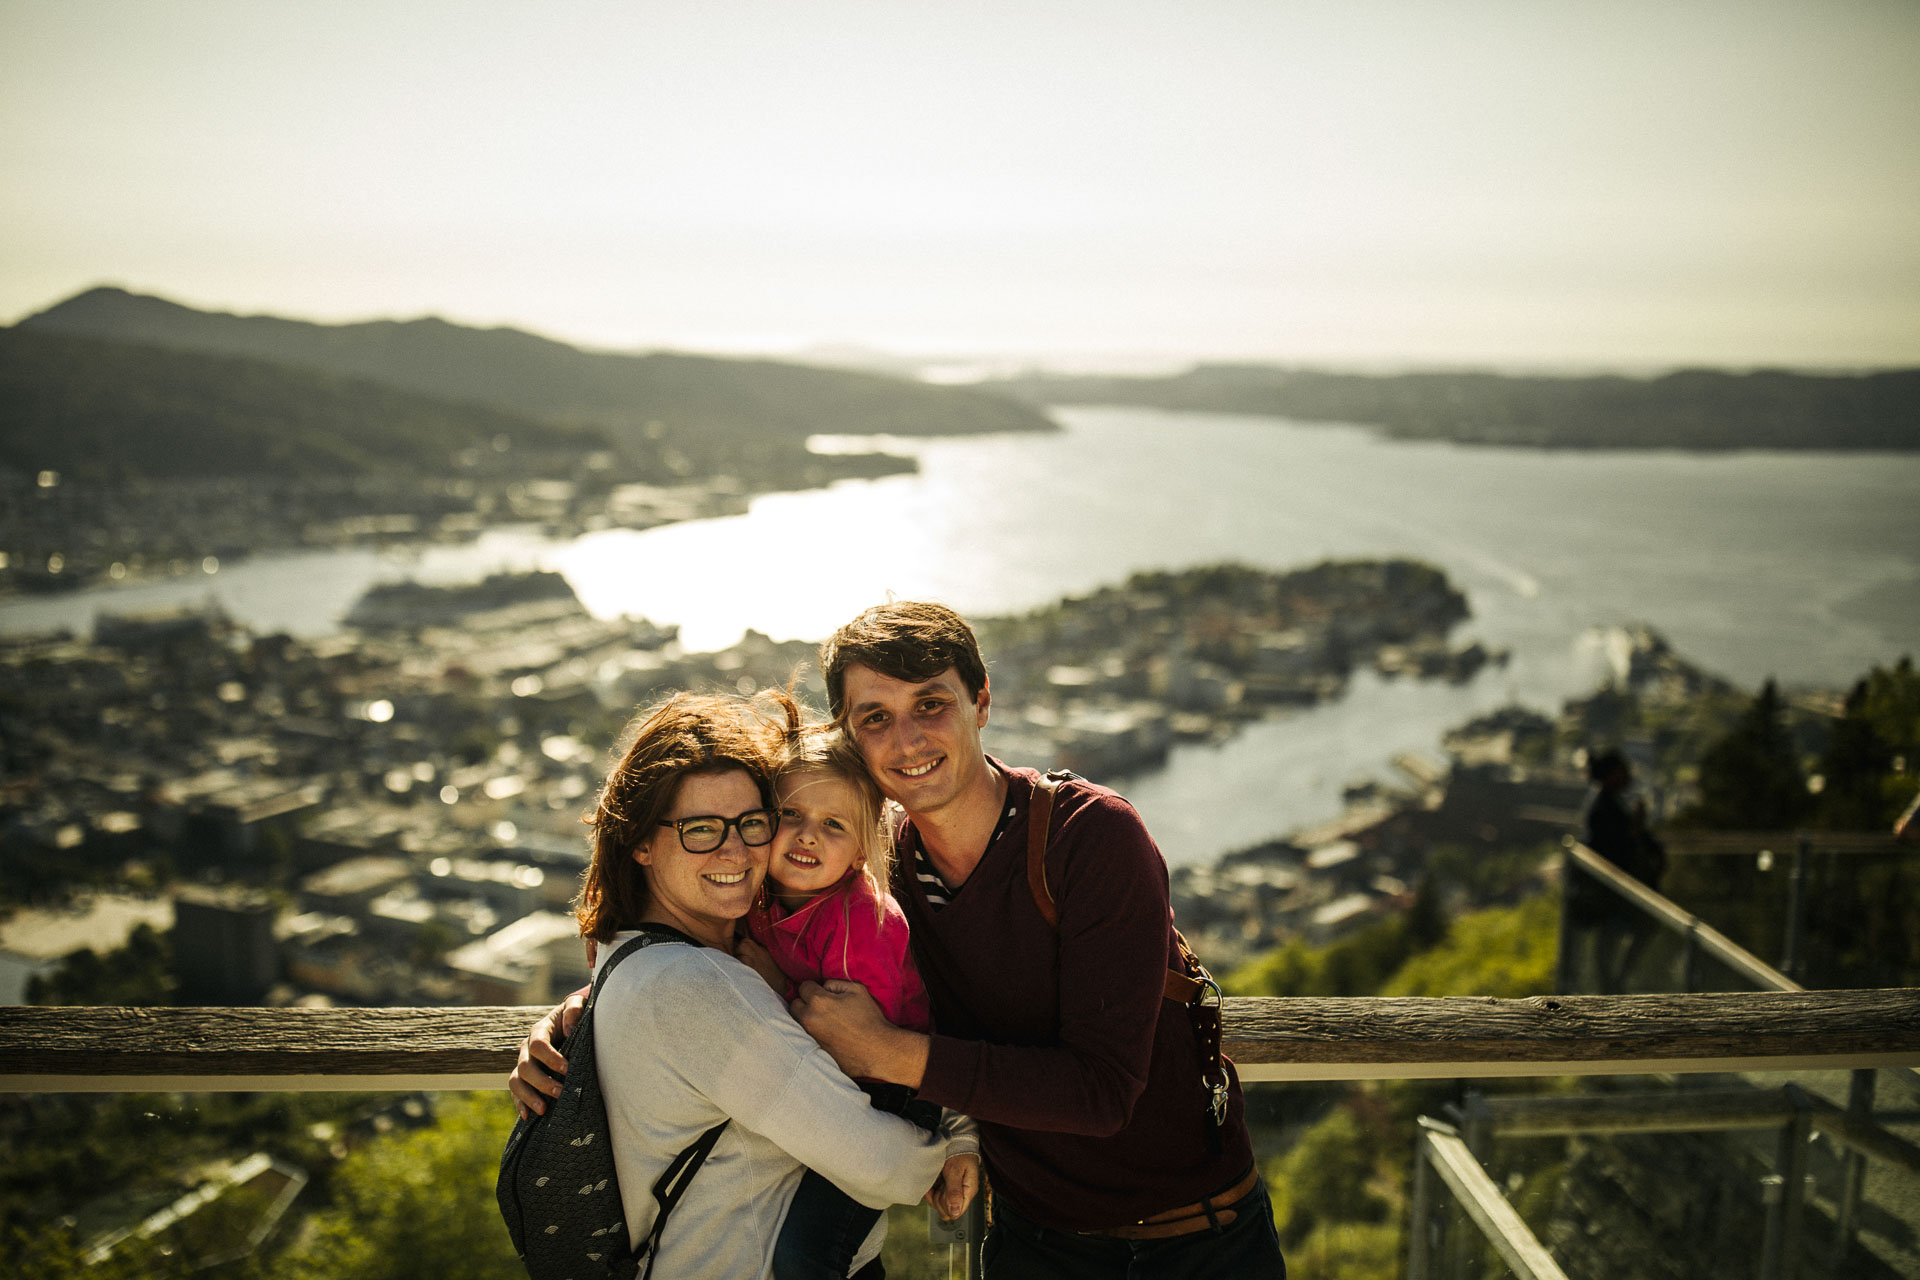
[775, 718, 895, 913]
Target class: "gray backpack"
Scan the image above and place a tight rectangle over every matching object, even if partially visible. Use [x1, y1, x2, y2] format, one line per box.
[497, 925, 729, 1280]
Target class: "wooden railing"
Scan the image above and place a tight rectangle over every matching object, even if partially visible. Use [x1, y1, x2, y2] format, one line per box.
[4, 990, 1913, 1280]
[2, 988, 1916, 1092]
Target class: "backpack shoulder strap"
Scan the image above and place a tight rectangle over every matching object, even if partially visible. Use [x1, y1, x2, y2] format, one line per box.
[1026, 772, 1062, 928]
[1021, 771, 1212, 1006]
[584, 923, 702, 1015]
[639, 1119, 730, 1280]
[588, 924, 732, 1280]
[1022, 768, 1231, 1138]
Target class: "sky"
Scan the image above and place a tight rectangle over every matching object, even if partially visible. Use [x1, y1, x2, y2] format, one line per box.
[2, 0, 1917, 371]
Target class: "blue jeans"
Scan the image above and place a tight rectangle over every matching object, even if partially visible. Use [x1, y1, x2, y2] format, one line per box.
[772, 1167, 884, 1280]
[771, 1086, 939, 1279]
[982, 1178, 1286, 1279]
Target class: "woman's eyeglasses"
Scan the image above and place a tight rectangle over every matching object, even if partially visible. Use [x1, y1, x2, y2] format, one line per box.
[657, 809, 779, 853]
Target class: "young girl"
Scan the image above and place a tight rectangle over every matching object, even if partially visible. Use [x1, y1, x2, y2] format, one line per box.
[744, 721, 977, 1280]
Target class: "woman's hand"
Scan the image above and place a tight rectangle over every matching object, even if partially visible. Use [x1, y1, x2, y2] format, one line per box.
[927, 1153, 982, 1222]
[506, 989, 587, 1119]
[734, 936, 787, 995]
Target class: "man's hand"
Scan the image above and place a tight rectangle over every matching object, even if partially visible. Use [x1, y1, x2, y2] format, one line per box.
[927, 1152, 981, 1222]
[735, 936, 787, 995]
[790, 979, 929, 1087]
[507, 989, 586, 1119]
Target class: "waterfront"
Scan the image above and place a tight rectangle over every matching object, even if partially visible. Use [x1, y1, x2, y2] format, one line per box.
[6, 407, 1915, 863]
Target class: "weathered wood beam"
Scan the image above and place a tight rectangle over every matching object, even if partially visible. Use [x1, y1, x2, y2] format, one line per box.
[1227, 989, 1916, 1080]
[0, 1006, 528, 1092]
[2, 989, 1914, 1092]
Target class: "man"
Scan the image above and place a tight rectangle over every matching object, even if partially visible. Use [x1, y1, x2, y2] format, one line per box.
[511, 601, 1283, 1277]
[790, 602, 1281, 1276]
[1576, 747, 1666, 993]
[1581, 749, 1664, 890]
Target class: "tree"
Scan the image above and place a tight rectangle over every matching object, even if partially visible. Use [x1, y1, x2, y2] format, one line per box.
[1378, 896, 1558, 998]
[1223, 884, 1450, 999]
[276, 1093, 523, 1280]
[26, 923, 173, 1006]
[1816, 657, 1920, 830]
[1683, 679, 1810, 830]
[1263, 1105, 1390, 1245]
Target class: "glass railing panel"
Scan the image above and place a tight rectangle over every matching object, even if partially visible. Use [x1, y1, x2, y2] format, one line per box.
[1660, 847, 1920, 990]
[1, 1089, 475, 1277]
[1248, 1064, 1920, 1280]
[6, 1048, 1914, 1278]
[0, 1088, 991, 1280]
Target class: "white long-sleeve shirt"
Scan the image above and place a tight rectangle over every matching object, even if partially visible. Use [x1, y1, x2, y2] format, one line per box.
[591, 932, 971, 1279]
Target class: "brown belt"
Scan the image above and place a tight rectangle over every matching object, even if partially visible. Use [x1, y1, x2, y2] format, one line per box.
[1083, 1167, 1261, 1241]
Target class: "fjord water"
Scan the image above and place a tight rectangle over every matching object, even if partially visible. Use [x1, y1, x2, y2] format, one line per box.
[7, 407, 1916, 863]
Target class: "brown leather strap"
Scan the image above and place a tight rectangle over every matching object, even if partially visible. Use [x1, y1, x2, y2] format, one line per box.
[1028, 772, 1209, 1003]
[1164, 930, 1210, 1003]
[1083, 1166, 1259, 1239]
[1026, 769, 1231, 1134]
[1163, 967, 1203, 1003]
[1027, 773, 1060, 927]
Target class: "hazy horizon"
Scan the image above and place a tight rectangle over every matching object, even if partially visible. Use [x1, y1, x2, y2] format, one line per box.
[4, 1, 1917, 371]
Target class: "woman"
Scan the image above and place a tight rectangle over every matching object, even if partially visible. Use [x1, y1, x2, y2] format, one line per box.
[513, 692, 972, 1279]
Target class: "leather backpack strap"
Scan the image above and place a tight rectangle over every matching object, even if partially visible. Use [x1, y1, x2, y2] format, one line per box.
[1163, 932, 1208, 1004]
[1025, 772, 1211, 1004]
[1027, 773, 1061, 927]
[1024, 769, 1230, 1137]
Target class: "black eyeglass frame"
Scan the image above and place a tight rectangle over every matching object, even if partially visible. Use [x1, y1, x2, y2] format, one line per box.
[656, 809, 780, 854]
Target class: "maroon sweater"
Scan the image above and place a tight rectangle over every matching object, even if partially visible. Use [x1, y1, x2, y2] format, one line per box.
[897, 762, 1254, 1230]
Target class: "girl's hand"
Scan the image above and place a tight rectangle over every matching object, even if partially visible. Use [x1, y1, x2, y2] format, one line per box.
[735, 937, 787, 995]
[927, 1153, 982, 1221]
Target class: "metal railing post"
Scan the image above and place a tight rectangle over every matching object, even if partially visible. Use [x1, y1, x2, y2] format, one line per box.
[1555, 840, 1578, 994]
[1829, 1069, 1875, 1278]
[930, 1192, 986, 1279]
[1780, 835, 1811, 980]
[1445, 1094, 1493, 1280]
[1681, 921, 1700, 993]
[1408, 1125, 1437, 1280]
[1759, 1085, 1813, 1280]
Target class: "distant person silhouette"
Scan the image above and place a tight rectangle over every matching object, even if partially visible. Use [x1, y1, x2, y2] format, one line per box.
[1576, 748, 1667, 992]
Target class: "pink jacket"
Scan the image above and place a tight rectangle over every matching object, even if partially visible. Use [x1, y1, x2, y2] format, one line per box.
[747, 872, 932, 1033]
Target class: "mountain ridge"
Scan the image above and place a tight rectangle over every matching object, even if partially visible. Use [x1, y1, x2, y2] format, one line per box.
[980, 362, 1920, 450]
[0, 325, 601, 482]
[19, 286, 1058, 454]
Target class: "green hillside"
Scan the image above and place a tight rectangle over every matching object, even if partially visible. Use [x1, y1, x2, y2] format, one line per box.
[986, 363, 1920, 450]
[20, 287, 1057, 454]
[0, 327, 601, 482]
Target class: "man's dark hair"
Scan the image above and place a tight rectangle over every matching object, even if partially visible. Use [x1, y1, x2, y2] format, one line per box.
[819, 601, 988, 721]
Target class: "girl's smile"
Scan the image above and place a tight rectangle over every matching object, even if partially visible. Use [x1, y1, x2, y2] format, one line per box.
[769, 770, 867, 910]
